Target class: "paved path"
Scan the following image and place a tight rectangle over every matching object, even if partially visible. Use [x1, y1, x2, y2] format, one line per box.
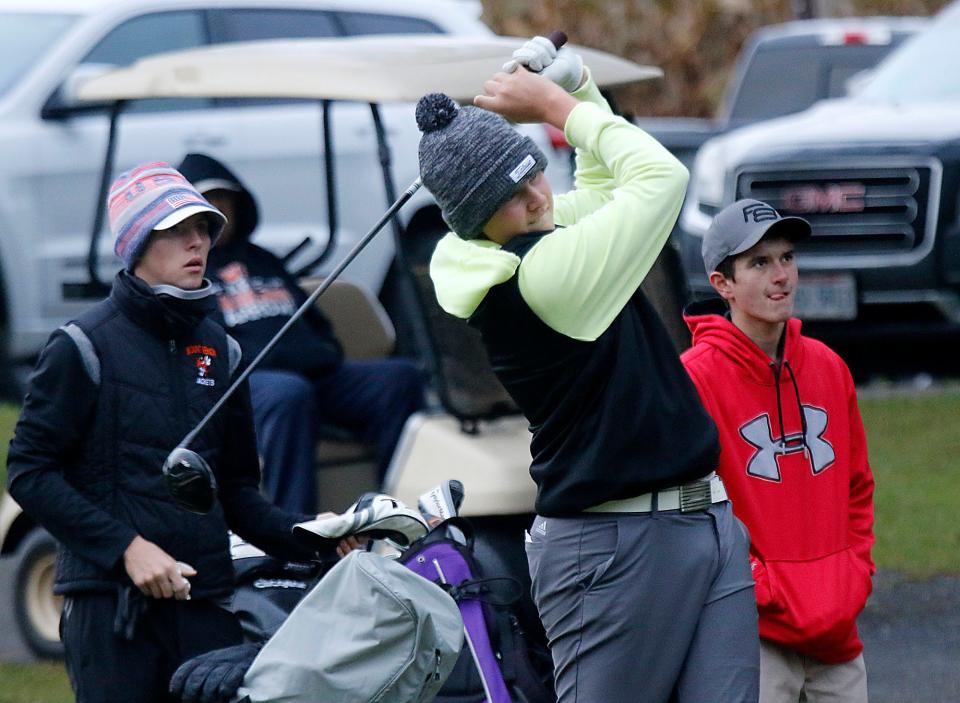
[861, 570, 960, 703]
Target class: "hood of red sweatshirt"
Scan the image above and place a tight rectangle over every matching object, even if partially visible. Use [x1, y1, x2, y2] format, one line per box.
[682, 298, 806, 386]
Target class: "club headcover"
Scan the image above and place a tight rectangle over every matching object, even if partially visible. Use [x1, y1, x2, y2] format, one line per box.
[417, 479, 465, 526]
[293, 492, 428, 550]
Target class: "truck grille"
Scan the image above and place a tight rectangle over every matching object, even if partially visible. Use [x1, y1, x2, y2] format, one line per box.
[736, 164, 938, 261]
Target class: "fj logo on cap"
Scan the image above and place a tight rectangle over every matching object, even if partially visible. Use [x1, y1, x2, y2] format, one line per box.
[509, 154, 536, 184]
[742, 203, 779, 223]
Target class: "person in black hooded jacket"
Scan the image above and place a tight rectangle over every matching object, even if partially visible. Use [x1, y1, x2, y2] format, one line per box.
[5, 162, 329, 703]
[177, 153, 425, 513]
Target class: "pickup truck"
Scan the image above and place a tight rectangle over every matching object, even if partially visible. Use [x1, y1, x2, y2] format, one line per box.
[678, 1, 960, 343]
[634, 16, 926, 170]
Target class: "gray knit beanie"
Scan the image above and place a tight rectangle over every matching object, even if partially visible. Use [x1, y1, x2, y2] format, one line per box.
[416, 93, 547, 240]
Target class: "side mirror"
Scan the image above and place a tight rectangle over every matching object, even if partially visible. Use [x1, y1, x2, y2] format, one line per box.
[41, 63, 117, 119]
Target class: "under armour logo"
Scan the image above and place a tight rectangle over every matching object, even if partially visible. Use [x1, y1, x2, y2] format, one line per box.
[739, 406, 835, 482]
[742, 203, 779, 224]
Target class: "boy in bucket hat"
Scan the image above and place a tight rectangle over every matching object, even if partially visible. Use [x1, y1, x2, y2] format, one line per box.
[421, 39, 759, 703]
[6, 162, 330, 702]
[681, 199, 875, 702]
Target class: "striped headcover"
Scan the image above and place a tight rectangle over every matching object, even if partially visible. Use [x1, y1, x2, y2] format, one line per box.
[109, 162, 224, 268]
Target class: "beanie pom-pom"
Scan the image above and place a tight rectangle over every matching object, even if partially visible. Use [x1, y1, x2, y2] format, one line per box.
[416, 93, 459, 133]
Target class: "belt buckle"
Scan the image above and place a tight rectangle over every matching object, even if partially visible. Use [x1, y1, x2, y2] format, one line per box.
[679, 480, 711, 513]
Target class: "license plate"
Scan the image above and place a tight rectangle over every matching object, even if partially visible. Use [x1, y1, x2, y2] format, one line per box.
[793, 273, 857, 320]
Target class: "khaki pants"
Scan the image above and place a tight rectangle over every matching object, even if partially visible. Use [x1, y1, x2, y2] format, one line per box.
[760, 639, 868, 703]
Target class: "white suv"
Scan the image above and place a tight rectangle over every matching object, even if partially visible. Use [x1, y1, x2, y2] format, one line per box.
[0, 0, 569, 378]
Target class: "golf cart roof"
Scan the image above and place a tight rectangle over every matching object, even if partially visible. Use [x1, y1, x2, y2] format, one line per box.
[77, 34, 662, 104]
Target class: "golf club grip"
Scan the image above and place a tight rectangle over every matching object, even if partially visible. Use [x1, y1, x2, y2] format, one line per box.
[547, 31, 568, 51]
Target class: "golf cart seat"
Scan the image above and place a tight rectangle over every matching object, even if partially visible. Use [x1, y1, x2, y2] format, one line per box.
[299, 277, 393, 471]
[301, 277, 396, 360]
[397, 220, 520, 425]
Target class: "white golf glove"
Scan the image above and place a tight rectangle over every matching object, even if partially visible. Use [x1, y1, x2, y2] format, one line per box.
[503, 35, 584, 93]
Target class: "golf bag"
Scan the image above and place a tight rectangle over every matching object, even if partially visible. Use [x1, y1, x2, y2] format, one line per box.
[171, 550, 463, 703]
[230, 493, 430, 644]
[401, 519, 554, 703]
[229, 533, 327, 643]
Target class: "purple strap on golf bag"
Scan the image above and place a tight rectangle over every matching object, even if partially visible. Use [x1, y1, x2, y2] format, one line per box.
[404, 540, 512, 703]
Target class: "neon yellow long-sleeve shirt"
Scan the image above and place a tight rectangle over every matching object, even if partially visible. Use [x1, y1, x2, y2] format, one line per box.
[430, 72, 689, 342]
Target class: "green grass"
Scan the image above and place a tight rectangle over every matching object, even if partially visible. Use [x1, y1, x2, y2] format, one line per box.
[0, 662, 72, 702]
[0, 402, 20, 487]
[859, 390, 960, 577]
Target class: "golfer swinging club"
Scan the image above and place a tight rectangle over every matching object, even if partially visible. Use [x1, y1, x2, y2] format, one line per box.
[419, 37, 760, 701]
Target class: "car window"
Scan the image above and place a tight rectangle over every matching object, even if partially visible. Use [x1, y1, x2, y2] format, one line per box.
[0, 12, 78, 99]
[207, 9, 338, 43]
[207, 9, 339, 107]
[727, 44, 897, 123]
[335, 12, 442, 36]
[81, 11, 210, 112]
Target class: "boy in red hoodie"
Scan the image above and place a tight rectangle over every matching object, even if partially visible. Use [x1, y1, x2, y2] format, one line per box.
[681, 199, 875, 702]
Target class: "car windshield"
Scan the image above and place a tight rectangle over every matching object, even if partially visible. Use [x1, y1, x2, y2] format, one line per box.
[726, 44, 902, 123]
[858, 6, 960, 102]
[0, 13, 78, 98]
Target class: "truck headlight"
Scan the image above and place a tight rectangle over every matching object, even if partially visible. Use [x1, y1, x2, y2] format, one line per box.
[691, 140, 726, 212]
[681, 140, 727, 235]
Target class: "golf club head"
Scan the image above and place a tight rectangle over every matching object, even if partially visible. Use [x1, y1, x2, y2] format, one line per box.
[163, 447, 218, 514]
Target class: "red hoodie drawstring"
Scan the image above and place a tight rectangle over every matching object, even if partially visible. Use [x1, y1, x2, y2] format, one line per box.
[769, 361, 786, 452]
[784, 360, 810, 459]
[768, 359, 810, 459]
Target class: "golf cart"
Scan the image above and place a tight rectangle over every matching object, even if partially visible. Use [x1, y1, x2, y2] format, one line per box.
[0, 34, 659, 658]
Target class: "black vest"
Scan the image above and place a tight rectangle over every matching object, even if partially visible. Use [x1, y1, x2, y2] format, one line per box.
[470, 233, 720, 516]
[54, 273, 238, 597]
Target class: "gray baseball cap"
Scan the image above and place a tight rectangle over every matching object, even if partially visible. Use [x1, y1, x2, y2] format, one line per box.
[702, 199, 811, 273]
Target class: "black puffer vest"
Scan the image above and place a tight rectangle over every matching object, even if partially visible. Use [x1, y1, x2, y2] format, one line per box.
[470, 233, 720, 517]
[53, 272, 239, 598]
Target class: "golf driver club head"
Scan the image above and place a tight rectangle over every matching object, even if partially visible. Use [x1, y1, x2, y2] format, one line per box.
[163, 447, 218, 514]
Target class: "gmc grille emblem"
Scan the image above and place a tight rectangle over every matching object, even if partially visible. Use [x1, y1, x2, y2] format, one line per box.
[780, 183, 866, 214]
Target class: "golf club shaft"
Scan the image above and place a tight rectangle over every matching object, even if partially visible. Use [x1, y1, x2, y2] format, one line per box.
[178, 176, 423, 450]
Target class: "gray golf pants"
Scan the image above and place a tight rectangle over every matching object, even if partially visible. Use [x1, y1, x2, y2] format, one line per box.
[525, 501, 759, 703]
